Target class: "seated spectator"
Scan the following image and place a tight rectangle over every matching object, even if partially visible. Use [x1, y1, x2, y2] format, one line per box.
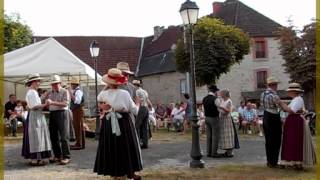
[171, 103, 185, 132]
[9, 100, 25, 136]
[241, 102, 257, 134]
[164, 103, 174, 129]
[253, 103, 263, 136]
[237, 101, 246, 130]
[5, 94, 17, 120]
[155, 102, 167, 128]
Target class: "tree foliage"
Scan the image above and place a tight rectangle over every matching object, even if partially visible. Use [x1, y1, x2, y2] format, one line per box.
[4, 13, 33, 53]
[174, 17, 250, 85]
[276, 22, 316, 91]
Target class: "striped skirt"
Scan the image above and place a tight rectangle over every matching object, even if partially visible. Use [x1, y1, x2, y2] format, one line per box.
[219, 113, 235, 150]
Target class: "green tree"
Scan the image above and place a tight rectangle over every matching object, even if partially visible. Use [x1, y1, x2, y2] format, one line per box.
[276, 21, 316, 109]
[174, 17, 250, 85]
[276, 22, 315, 91]
[4, 13, 33, 53]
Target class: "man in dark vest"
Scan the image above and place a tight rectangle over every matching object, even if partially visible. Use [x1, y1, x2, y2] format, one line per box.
[69, 77, 85, 150]
[202, 85, 222, 158]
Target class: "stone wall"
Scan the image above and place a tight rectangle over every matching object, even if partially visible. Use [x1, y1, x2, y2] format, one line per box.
[141, 72, 186, 105]
[216, 37, 291, 107]
[140, 38, 291, 108]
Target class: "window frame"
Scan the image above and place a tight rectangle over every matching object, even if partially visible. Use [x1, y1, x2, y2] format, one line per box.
[252, 38, 268, 59]
[254, 68, 269, 90]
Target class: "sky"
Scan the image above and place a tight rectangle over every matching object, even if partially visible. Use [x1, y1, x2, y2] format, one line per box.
[5, 0, 315, 37]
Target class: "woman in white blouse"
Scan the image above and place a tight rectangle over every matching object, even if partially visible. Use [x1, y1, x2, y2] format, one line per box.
[21, 73, 52, 166]
[93, 68, 142, 180]
[280, 83, 316, 170]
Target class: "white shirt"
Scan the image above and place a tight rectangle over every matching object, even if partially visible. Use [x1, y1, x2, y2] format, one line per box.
[73, 87, 84, 105]
[220, 99, 233, 115]
[26, 89, 41, 109]
[238, 106, 245, 116]
[136, 87, 149, 107]
[14, 106, 24, 114]
[171, 107, 185, 120]
[288, 96, 304, 113]
[97, 89, 138, 115]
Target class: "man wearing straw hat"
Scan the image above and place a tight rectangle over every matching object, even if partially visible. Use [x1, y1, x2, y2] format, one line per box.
[133, 79, 151, 149]
[260, 77, 283, 168]
[117, 62, 137, 100]
[46, 75, 71, 165]
[68, 76, 85, 150]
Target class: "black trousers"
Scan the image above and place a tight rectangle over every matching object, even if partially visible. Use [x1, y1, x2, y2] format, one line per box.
[263, 111, 282, 166]
[49, 110, 70, 159]
[135, 106, 149, 147]
[205, 116, 220, 156]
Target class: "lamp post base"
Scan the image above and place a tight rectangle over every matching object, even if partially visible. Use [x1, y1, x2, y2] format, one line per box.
[190, 159, 205, 168]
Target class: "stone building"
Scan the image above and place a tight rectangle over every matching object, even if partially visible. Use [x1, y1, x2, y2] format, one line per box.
[32, 0, 292, 113]
[137, 0, 290, 107]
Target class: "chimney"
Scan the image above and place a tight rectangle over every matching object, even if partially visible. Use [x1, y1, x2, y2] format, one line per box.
[153, 26, 165, 41]
[212, 2, 222, 14]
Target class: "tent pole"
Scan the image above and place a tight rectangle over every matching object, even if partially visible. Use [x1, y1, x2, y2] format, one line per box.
[14, 83, 17, 96]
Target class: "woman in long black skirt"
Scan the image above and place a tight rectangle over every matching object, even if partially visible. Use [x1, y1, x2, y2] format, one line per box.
[94, 68, 142, 180]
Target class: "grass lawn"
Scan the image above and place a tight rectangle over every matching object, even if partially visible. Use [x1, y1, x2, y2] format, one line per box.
[140, 165, 316, 180]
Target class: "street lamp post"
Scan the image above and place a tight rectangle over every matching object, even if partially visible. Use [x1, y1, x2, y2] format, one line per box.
[179, 0, 205, 168]
[90, 40, 100, 140]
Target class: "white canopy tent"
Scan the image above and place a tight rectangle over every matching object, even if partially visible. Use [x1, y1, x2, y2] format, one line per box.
[3, 38, 105, 112]
[4, 37, 104, 86]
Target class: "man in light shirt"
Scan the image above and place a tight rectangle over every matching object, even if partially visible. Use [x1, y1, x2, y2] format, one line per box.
[133, 80, 151, 149]
[46, 75, 71, 165]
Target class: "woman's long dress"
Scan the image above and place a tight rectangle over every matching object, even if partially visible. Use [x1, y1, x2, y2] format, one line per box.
[22, 89, 51, 159]
[94, 89, 143, 177]
[219, 99, 235, 150]
[281, 96, 316, 166]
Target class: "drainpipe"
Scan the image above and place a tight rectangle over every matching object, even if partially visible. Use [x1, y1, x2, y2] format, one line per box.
[135, 37, 145, 77]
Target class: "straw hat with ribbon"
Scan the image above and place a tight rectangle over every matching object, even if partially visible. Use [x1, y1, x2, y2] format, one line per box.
[26, 73, 43, 84]
[102, 68, 127, 85]
[116, 62, 134, 75]
[267, 76, 280, 85]
[286, 83, 304, 92]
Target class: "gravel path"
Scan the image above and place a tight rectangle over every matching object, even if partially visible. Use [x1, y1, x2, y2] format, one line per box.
[5, 135, 267, 179]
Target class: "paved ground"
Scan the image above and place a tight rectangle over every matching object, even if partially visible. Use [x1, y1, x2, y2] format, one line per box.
[4, 133, 268, 179]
